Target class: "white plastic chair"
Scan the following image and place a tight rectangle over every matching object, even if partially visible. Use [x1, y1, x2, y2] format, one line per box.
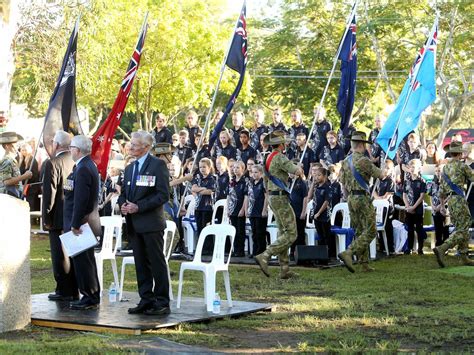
[118, 220, 177, 301]
[211, 199, 229, 224]
[182, 195, 197, 254]
[305, 200, 317, 246]
[330, 202, 351, 257]
[177, 224, 236, 312]
[372, 199, 390, 256]
[95, 216, 121, 296]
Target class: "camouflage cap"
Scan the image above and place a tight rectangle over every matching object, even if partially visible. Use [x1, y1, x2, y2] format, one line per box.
[445, 141, 467, 154]
[0, 131, 24, 144]
[350, 130, 372, 144]
[263, 130, 290, 145]
[153, 142, 176, 156]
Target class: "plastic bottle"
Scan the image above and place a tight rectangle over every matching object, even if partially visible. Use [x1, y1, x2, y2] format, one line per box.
[109, 282, 117, 303]
[212, 292, 221, 314]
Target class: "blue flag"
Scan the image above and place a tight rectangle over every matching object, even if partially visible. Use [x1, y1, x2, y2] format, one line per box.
[209, 2, 247, 150]
[376, 19, 438, 159]
[42, 19, 83, 157]
[337, 16, 357, 136]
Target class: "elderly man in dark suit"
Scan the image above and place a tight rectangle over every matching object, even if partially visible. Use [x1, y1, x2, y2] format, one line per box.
[119, 130, 170, 316]
[42, 130, 78, 301]
[64, 135, 101, 310]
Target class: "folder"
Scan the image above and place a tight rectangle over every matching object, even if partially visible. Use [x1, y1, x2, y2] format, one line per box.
[60, 223, 98, 257]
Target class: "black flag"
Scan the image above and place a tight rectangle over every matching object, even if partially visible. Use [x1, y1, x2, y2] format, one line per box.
[42, 19, 83, 157]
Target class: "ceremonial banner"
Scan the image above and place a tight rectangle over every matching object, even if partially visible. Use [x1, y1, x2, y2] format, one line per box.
[376, 18, 438, 159]
[42, 19, 82, 157]
[91, 15, 147, 179]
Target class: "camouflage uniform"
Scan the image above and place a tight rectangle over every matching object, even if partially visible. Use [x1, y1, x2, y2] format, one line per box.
[258, 152, 298, 276]
[340, 151, 381, 263]
[439, 160, 473, 254]
[0, 153, 20, 194]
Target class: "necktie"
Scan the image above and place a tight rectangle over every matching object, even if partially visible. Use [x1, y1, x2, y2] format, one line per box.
[129, 160, 140, 198]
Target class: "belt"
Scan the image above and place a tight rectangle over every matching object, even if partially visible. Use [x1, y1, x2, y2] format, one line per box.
[352, 190, 369, 196]
[269, 190, 289, 196]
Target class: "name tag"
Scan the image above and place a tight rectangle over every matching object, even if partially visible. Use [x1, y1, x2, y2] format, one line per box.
[64, 179, 74, 191]
[136, 175, 156, 187]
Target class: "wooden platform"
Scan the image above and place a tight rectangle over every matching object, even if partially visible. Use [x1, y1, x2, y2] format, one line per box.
[31, 292, 272, 335]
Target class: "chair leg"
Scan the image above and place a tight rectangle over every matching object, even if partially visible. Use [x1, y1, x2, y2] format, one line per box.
[203, 273, 207, 305]
[118, 259, 127, 301]
[167, 263, 174, 301]
[369, 238, 376, 259]
[223, 271, 232, 308]
[205, 271, 216, 312]
[177, 267, 185, 309]
[382, 231, 389, 256]
[111, 259, 119, 289]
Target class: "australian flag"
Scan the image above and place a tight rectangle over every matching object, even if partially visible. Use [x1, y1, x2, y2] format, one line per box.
[208, 1, 248, 149]
[376, 18, 438, 159]
[42, 18, 83, 157]
[336, 15, 357, 136]
[91, 15, 148, 179]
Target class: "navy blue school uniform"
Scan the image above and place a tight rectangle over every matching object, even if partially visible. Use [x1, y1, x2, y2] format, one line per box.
[250, 125, 268, 151]
[268, 122, 288, 134]
[216, 171, 230, 200]
[329, 180, 342, 209]
[312, 181, 335, 256]
[319, 144, 345, 166]
[403, 175, 427, 253]
[376, 176, 396, 252]
[289, 177, 308, 254]
[213, 144, 237, 161]
[174, 144, 193, 165]
[186, 126, 201, 150]
[228, 176, 248, 256]
[193, 145, 211, 164]
[288, 124, 309, 150]
[427, 177, 449, 246]
[237, 145, 257, 165]
[311, 120, 332, 160]
[192, 173, 217, 254]
[152, 126, 173, 144]
[287, 147, 314, 177]
[231, 126, 245, 150]
[248, 178, 267, 255]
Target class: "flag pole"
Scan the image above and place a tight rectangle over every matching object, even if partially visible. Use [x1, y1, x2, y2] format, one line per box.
[178, 0, 245, 209]
[290, 0, 359, 193]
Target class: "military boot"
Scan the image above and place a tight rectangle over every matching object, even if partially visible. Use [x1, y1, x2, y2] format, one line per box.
[432, 243, 449, 268]
[460, 254, 474, 266]
[338, 250, 355, 273]
[361, 262, 375, 272]
[280, 263, 298, 279]
[255, 253, 270, 277]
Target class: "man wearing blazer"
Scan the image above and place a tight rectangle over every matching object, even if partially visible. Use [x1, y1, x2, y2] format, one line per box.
[42, 130, 79, 301]
[64, 135, 101, 310]
[119, 130, 170, 316]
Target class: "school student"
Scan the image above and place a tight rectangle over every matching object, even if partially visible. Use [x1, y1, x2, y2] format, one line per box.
[428, 165, 449, 246]
[289, 160, 308, 258]
[248, 165, 268, 256]
[403, 159, 428, 255]
[227, 161, 248, 257]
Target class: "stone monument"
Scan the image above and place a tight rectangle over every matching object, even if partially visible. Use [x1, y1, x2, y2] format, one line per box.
[0, 194, 31, 332]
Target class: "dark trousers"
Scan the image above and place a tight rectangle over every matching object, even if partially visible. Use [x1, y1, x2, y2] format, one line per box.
[195, 210, 213, 254]
[291, 218, 307, 255]
[433, 212, 449, 246]
[71, 247, 100, 303]
[315, 220, 336, 257]
[131, 228, 169, 307]
[49, 229, 78, 297]
[406, 213, 427, 252]
[230, 215, 246, 256]
[250, 217, 267, 256]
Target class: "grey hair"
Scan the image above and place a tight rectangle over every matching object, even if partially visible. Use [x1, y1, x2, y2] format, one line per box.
[53, 130, 71, 147]
[71, 135, 92, 154]
[131, 130, 155, 148]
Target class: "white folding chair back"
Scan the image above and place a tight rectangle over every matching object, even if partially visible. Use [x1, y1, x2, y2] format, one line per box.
[330, 202, 351, 257]
[95, 216, 122, 296]
[177, 224, 236, 312]
[211, 199, 229, 224]
[305, 200, 317, 246]
[182, 195, 197, 254]
[372, 199, 390, 256]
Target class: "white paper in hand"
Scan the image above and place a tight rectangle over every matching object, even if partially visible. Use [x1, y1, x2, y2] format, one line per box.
[60, 223, 98, 257]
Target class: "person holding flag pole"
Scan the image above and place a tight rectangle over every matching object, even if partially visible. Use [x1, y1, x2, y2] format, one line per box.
[290, 0, 359, 194]
[177, 1, 247, 212]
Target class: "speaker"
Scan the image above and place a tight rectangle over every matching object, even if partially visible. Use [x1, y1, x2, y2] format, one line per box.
[294, 245, 329, 265]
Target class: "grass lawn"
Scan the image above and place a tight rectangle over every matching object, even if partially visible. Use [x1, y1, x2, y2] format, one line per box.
[0, 234, 473, 353]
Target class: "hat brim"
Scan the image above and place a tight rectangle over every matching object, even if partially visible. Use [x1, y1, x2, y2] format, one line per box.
[350, 138, 372, 144]
[0, 133, 23, 144]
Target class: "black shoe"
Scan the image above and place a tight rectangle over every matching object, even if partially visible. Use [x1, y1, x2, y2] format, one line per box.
[69, 300, 99, 310]
[48, 293, 78, 302]
[128, 302, 153, 314]
[143, 305, 171, 316]
[418, 250, 424, 255]
[404, 250, 411, 255]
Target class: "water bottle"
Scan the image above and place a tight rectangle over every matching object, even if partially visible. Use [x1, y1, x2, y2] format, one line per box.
[108, 282, 117, 303]
[212, 293, 221, 314]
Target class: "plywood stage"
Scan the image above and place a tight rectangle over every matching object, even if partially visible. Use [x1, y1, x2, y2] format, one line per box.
[31, 292, 272, 335]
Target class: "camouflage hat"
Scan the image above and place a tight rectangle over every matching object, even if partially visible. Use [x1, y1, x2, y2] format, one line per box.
[350, 130, 372, 144]
[263, 130, 290, 146]
[0, 131, 24, 144]
[445, 141, 467, 154]
[153, 142, 176, 156]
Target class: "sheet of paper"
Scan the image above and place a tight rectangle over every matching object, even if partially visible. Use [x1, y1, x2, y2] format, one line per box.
[60, 223, 98, 258]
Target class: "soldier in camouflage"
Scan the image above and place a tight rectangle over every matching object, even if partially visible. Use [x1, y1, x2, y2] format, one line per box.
[338, 131, 383, 273]
[255, 131, 304, 279]
[433, 141, 474, 267]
